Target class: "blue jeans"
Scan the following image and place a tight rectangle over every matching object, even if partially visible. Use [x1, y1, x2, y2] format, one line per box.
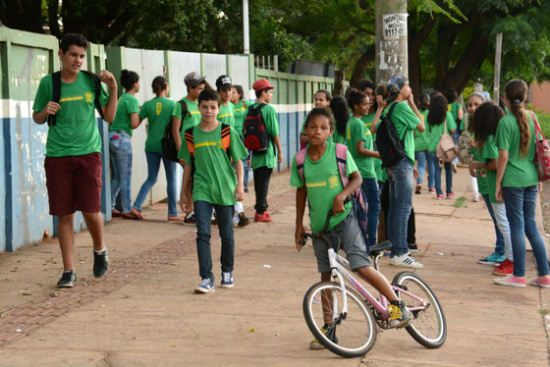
[481, 194, 505, 255]
[502, 186, 549, 277]
[243, 152, 251, 190]
[428, 151, 452, 195]
[386, 158, 413, 257]
[133, 152, 179, 217]
[109, 131, 132, 213]
[194, 201, 235, 281]
[362, 178, 380, 247]
[426, 151, 435, 190]
[415, 151, 428, 186]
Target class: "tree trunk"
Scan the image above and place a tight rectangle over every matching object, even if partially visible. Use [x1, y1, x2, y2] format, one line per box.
[350, 46, 375, 88]
[334, 68, 346, 97]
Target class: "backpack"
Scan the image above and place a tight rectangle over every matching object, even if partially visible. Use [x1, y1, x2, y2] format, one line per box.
[243, 103, 271, 155]
[295, 143, 370, 251]
[161, 100, 188, 162]
[436, 118, 459, 163]
[184, 123, 232, 177]
[48, 70, 104, 126]
[375, 102, 406, 168]
[458, 114, 473, 164]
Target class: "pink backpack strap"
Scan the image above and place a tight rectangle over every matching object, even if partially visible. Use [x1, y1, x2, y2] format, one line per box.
[335, 143, 349, 188]
[295, 147, 308, 184]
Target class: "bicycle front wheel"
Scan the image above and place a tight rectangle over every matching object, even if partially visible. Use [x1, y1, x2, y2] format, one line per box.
[302, 281, 377, 358]
[392, 272, 447, 348]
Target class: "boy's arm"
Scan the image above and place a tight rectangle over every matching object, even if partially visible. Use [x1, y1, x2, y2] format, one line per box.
[272, 135, 283, 163]
[180, 162, 193, 214]
[130, 113, 141, 129]
[100, 70, 118, 123]
[33, 102, 61, 125]
[370, 96, 386, 134]
[295, 186, 308, 251]
[234, 159, 245, 201]
[173, 117, 182, 150]
[333, 171, 362, 215]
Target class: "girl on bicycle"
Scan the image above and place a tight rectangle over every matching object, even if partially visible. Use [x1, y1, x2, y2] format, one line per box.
[494, 79, 550, 288]
[291, 107, 413, 350]
[131, 76, 182, 221]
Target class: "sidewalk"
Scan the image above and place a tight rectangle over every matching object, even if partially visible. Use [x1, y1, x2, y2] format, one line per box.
[0, 167, 549, 367]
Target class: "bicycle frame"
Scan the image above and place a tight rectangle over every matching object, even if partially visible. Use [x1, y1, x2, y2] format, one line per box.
[327, 248, 431, 325]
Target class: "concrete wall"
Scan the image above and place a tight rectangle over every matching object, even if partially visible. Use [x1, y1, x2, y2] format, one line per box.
[530, 82, 550, 114]
[1, 26, 339, 252]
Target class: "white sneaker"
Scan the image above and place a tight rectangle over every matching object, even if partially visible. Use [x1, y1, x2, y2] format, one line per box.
[473, 193, 480, 202]
[389, 253, 424, 269]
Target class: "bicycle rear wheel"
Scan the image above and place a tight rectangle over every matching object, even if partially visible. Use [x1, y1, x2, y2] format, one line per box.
[302, 281, 377, 358]
[392, 272, 447, 348]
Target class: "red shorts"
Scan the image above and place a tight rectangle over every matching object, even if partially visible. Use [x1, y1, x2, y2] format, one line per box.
[44, 153, 102, 216]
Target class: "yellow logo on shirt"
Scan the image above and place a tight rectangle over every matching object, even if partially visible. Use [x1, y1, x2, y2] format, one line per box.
[328, 174, 339, 189]
[156, 102, 162, 115]
[85, 92, 93, 103]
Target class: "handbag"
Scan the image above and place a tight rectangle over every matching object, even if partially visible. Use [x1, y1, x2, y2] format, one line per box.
[530, 110, 550, 182]
[436, 118, 459, 163]
[458, 114, 473, 164]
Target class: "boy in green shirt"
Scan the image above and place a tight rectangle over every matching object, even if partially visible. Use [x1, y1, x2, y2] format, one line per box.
[179, 89, 248, 293]
[32, 33, 118, 288]
[231, 84, 253, 192]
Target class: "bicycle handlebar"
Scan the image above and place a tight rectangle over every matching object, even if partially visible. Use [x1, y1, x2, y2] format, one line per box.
[301, 196, 351, 247]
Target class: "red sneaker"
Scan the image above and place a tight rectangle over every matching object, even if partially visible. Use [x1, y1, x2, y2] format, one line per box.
[530, 277, 550, 288]
[493, 260, 513, 276]
[494, 258, 513, 269]
[446, 193, 456, 199]
[254, 211, 273, 223]
[494, 275, 526, 287]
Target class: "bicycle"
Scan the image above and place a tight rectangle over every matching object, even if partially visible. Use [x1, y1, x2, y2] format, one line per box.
[301, 211, 447, 358]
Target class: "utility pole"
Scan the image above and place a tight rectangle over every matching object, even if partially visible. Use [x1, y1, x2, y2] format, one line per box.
[243, 0, 250, 54]
[375, 0, 408, 85]
[493, 33, 503, 104]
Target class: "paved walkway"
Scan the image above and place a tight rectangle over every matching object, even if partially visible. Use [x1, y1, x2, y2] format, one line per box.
[0, 167, 549, 367]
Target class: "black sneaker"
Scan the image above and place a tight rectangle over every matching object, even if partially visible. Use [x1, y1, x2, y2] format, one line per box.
[408, 243, 418, 253]
[237, 213, 251, 227]
[93, 247, 109, 278]
[388, 300, 414, 328]
[57, 270, 76, 288]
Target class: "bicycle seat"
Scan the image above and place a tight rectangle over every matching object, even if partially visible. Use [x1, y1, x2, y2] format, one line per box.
[369, 240, 392, 257]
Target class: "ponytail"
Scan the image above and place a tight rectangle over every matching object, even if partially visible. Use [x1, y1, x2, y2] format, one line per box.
[330, 96, 349, 136]
[504, 79, 529, 156]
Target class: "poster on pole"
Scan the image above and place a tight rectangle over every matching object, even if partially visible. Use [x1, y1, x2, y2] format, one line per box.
[383, 13, 408, 39]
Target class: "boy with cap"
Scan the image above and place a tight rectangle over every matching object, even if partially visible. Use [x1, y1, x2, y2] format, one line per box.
[32, 33, 118, 288]
[216, 75, 250, 228]
[172, 72, 206, 225]
[248, 79, 283, 222]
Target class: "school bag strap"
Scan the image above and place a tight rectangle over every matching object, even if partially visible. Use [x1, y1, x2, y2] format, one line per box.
[185, 123, 232, 164]
[48, 70, 104, 127]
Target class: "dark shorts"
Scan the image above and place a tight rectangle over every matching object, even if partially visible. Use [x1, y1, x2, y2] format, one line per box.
[44, 153, 102, 216]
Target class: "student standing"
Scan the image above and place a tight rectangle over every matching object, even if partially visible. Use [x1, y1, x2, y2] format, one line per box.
[131, 76, 182, 221]
[299, 89, 332, 147]
[179, 89, 248, 293]
[231, 84, 253, 192]
[494, 79, 550, 288]
[415, 94, 431, 194]
[32, 33, 118, 287]
[248, 79, 283, 222]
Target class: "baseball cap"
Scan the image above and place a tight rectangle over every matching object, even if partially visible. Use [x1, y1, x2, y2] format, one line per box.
[216, 75, 233, 90]
[184, 72, 206, 88]
[386, 74, 408, 96]
[252, 79, 275, 93]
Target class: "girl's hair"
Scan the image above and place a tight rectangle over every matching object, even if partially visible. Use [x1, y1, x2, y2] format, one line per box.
[375, 84, 388, 99]
[468, 92, 486, 103]
[504, 79, 529, 156]
[121, 69, 139, 91]
[471, 102, 505, 153]
[233, 85, 244, 101]
[465, 93, 486, 133]
[346, 88, 367, 113]
[304, 107, 335, 130]
[444, 89, 458, 103]
[314, 89, 332, 102]
[198, 89, 221, 105]
[427, 94, 448, 126]
[418, 93, 430, 111]
[330, 96, 350, 136]
[151, 76, 168, 95]
[429, 90, 442, 100]
[358, 79, 375, 92]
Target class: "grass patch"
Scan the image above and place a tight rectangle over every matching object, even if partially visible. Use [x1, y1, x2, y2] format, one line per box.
[454, 196, 467, 208]
[540, 308, 548, 315]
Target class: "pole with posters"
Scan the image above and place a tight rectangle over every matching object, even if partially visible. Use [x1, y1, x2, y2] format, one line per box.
[375, 0, 409, 85]
[493, 33, 503, 105]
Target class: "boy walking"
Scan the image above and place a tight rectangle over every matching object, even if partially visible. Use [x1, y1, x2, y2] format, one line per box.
[248, 79, 283, 222]
[179, 89, 248, 293]
[32, 33, 118, 288]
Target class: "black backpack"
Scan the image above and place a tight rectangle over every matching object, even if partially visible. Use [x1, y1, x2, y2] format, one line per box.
[161, 100, 188, 162]
[375, 102, 407, 168]
[243, 103, 271, 155]
[48, 70, 104, 126]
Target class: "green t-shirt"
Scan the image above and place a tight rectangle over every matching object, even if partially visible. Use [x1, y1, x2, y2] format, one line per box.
[178, 123, 248, 205]
[346, 117, 376, 179]
[139, 97, 176, 153]
[173, 98, 201, 139]
[471, 147, 487, 195]
[32, 72, 109, 157]
[233, 100, 254, 138]
[332, 128, 346, 145]
[449, 102, 462, 125]
[384, 101, 421, 164]
[250, 103, 279, 169]
[494, 112, 538, 188]
[361, 112, 376, 131]
[290, 143, 357, 232]
[428, 112, 457, 152]
[481, 135, 499, 203]
[218, 102, 235, 127]
[109, 92, 140, 136]
[414, 110, 430, 151]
